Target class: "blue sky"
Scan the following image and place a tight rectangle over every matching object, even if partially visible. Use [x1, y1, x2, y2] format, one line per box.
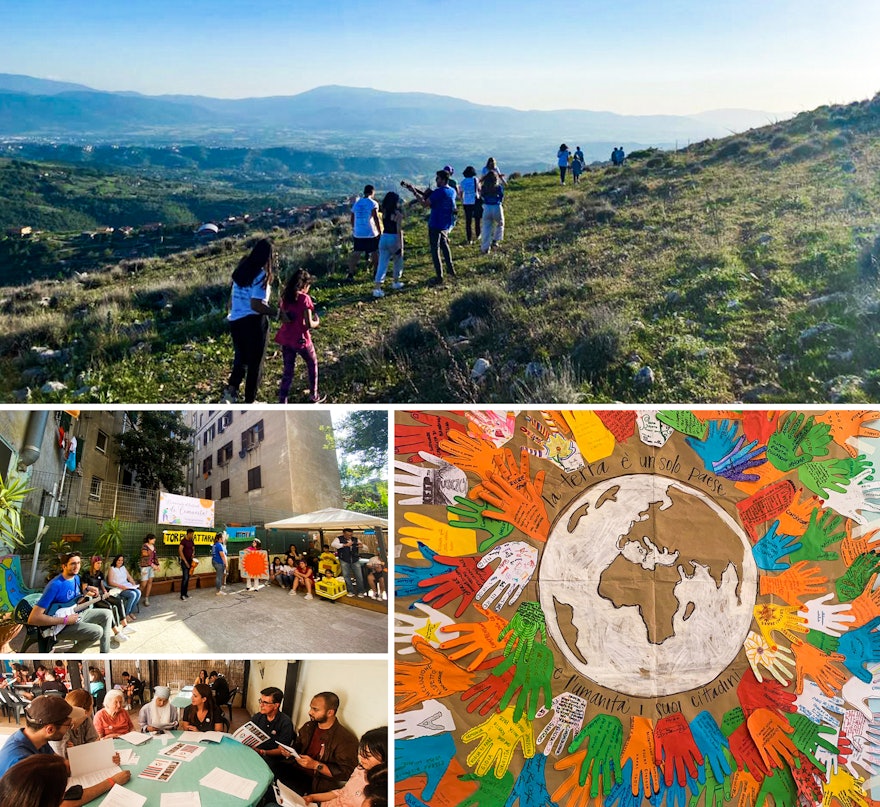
[2, 0, 878, 115]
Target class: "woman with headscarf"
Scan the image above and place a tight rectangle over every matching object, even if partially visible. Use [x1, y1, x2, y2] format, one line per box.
[138, 685, 180, 733]
[223, 237, 277, 403]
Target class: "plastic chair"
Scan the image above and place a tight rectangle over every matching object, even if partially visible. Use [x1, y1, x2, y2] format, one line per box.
[223, 686, 240, 724]
[13, 593, 55, 653]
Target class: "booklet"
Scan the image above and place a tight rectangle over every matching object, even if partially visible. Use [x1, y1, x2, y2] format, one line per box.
[274, 780, 307, 807]
[67, 738, 122, 789]
[199, 767, 258, 801]
[160, 742, 205, 762]
[116, 749, 139, 766]
[101, 784, 147, 807]
[231, 721, 271, 748]
[139, 758, 181, 782]
[276, 741, 301, 759]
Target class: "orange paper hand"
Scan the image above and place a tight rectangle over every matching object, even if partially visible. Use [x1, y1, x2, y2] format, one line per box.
[758, 561, 829, 607]
[816, 410, 880, 458]
[776, 489, 822, 537]
[552, 750, 601, 807]
[841, 528, 880, 568]
[394, 636, 476, 712]
[439, 607, 509, 671]
[479, 448, 550, 542]
[791, 638, 847, 697]
[621, 716, 659, 797]
[746, 708, 797, 771]
[438, 428, 503, 481]
[561, 410, 616, 462]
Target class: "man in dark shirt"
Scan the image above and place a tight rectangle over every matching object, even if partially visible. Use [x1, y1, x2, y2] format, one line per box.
[209, 671, 230, 707]
[284, 691, 358, 795]
[178, 529, 195, 600]
[335, 530, 364, 597]
[251, 686, 295, 782]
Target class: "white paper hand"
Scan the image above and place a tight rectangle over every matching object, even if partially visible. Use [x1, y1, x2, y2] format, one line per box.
[796, 679, 846, 727]
[534, 692, 588, 756]
[475, 541, 539, 612]
[823, 468, 880, 525]
[394, 452, 469, 506]
[743, 630, 794, 684]
[393, 699, 456, 739]
[814, 724, 843, 781]
[636, 410, 673, 447]
[842, 709, 880, 778]
[799, 592, 857, 636]
[394, 602, 459, 655]
[841, 669, 880, 719]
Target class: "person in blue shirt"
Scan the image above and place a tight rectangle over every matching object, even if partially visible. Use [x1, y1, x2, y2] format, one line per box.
[27, 552, 115, 653]
[421, 170, 457, 286]
[211, 533, 228, 596]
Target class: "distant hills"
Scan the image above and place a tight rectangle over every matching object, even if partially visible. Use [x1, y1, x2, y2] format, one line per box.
[0, 73, 782, 168]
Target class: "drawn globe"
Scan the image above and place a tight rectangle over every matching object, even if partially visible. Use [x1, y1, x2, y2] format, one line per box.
[539, 474, 757, 697]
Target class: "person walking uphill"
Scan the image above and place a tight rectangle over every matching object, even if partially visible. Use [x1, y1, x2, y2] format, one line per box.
[276, 269, 324, 403]
[223, 238, 276, 404]
[557, 143, 572, 184]
[480, 170, 505, 254]
[422, 170, 457, 286]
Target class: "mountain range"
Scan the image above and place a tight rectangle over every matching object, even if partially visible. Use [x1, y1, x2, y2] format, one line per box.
[0, 73, 781, 168]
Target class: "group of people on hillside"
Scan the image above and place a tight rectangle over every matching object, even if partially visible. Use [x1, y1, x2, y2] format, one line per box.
[346, 156, 508, 296]
[0, 680, 387, 807]
[556, 144, 587, 184]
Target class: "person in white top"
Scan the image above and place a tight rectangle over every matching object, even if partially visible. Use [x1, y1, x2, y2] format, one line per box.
[347, 185, 381, 280]
[223, 238, 276, 403]
[458, 166, 482, 245]
[107, 554, 142, 619]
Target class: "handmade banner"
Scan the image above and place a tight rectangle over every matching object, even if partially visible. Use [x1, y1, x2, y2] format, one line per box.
[158, 492, 215, 528]
[394, 409, 880, 807]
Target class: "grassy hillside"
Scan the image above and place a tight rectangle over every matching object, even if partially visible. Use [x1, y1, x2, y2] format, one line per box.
[2, 94, 880, 404]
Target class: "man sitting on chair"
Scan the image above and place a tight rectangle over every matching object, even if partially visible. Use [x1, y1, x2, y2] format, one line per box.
[27, 552, 116, 653]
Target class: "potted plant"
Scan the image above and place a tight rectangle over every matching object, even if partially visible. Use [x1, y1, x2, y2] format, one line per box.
[43, 536, 73, 581]
[95, 517, 124, 560]
[0, 471, 35, 650]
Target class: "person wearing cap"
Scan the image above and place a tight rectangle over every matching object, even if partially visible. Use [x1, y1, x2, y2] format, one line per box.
[441, 165, 458, 192]
[421, 169, 458, 286]
[0, 694, 131, 805]
[27, 552, 116, 653]
[276, 268, 325, 404]
[138, 686, 180, 733]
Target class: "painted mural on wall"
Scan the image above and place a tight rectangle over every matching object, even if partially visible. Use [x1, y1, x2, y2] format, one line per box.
[394, 409, 880, 807]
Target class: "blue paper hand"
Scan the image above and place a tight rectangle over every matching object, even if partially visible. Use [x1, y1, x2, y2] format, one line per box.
[712, 436, 766, 482]
[689, 712, 731, 783]
[395, 732, 456, 801]
[504, 753, 559, 807]
[685, 419, 739, 471]
[838, 615, 880, 682]
[752, 520, 802, 571]
[395, 542, 456, 603]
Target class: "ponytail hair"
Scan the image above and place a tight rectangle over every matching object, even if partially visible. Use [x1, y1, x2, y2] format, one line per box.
[232, 238, 273, 287]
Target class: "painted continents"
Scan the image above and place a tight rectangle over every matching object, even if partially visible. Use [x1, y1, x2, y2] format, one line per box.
[539, 475, 758, 697]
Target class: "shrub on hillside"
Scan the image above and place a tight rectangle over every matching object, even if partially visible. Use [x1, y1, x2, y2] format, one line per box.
[448, 285, 506, 324]
[570, 304, 628, 380]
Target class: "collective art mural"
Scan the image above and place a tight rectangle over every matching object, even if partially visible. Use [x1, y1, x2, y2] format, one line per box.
[394, 409, 880, 807]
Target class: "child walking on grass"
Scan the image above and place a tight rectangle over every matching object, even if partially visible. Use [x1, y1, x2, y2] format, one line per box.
[275, 269, 325, 403]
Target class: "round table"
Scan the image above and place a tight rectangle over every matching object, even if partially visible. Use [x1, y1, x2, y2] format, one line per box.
[171, 693, 192, 709]
[94, 730, 273, 806]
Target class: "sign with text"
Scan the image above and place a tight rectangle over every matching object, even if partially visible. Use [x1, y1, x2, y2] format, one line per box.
[226, 526, 256, 541]
[163, 530, 215, 546]
[158, 492, 215, 528]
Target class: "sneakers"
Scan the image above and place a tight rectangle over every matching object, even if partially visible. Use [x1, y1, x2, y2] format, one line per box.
[367, 591, 376, 599]
[305, 593, 313, 600]
[122, 626, 136, 634]
[372, 288, 385, 298]
[216, 590, 227, 596]
[289, 589, 297, 596]
[427, 277, 444, 287]
[357, 592, 368, 598]
[392, 281, 405, 290]
[221, 386, 238, 404]
[381, 591, 387, 600]
[114, 632, 129, 642]
[142, 599, 149, 607]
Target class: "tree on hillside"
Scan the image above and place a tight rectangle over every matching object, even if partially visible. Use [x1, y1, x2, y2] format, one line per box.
[338, 459, 388, 515]
[330, 410, 387, 474]
[115, 411, 194, 493]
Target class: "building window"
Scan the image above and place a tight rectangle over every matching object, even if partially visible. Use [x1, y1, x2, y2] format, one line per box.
[202, 456, 213, 476]
[206, 424, 216, 443]
[95, 430, 108, 454]
[217, 442, 233, 466]
[205, 485, 213, 500]
[220, 479, 230, 499]
[89, 476, 103, 500]
[241, 420, 265, 452]
[247, 466, 262, 491]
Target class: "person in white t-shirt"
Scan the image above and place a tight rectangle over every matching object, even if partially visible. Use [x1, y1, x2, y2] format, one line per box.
[347, 185, 381, 280]
[223, 238, 276, 403]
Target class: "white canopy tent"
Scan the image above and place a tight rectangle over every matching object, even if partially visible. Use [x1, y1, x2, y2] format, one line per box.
[265, 508, 388, 556]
